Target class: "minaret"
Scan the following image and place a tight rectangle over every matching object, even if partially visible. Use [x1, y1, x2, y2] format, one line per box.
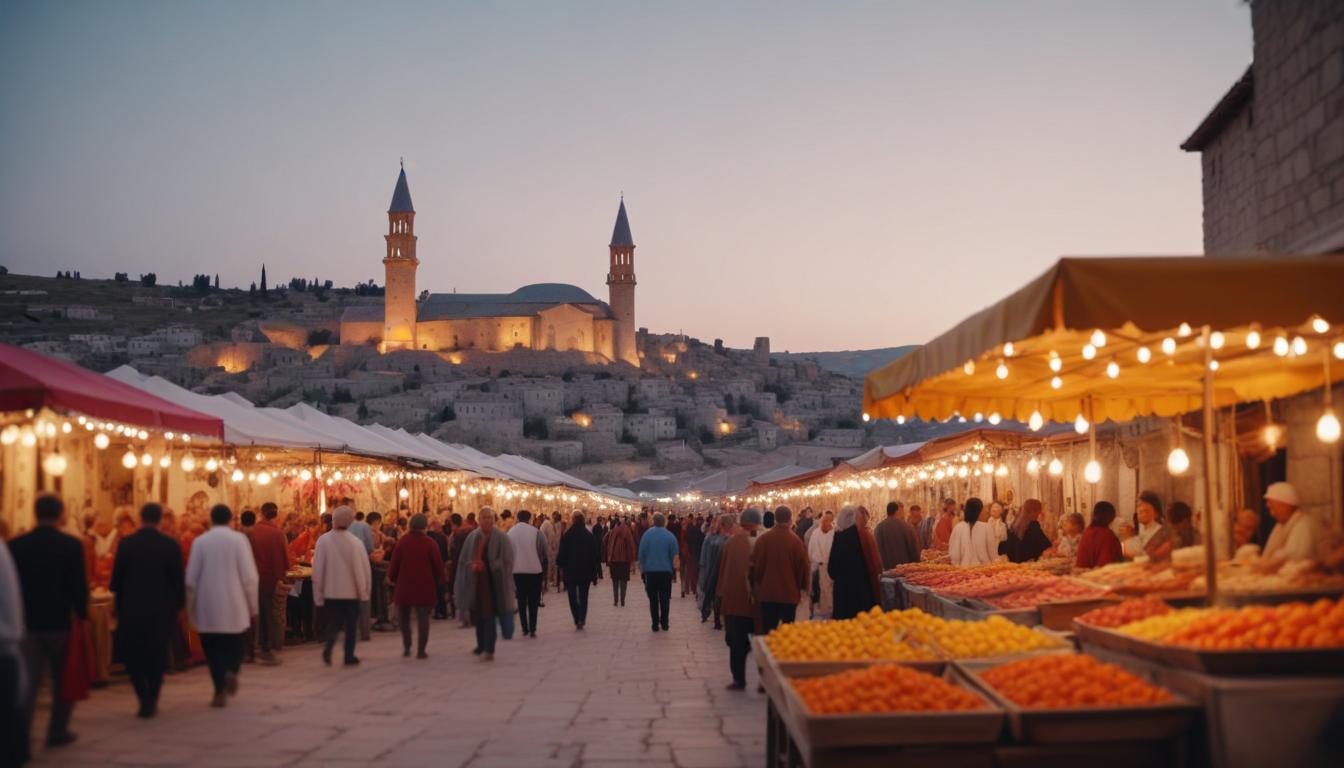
[382, 162, 419, 352]
[606, 197, 639, 367]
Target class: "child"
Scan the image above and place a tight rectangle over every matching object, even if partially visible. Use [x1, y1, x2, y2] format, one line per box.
[1052, 512, 1085, 562]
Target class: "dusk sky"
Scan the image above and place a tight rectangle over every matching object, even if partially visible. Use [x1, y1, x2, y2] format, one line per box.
[0, 1, 1250, 352]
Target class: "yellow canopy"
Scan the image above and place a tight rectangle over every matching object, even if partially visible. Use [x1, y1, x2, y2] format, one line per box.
[864, 256, 1344, 423]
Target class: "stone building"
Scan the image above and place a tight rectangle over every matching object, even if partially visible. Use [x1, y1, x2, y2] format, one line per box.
[340, 166, 642, 365]
[1182, 0, 1344, 255]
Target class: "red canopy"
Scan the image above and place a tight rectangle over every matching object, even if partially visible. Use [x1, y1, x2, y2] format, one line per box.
[0, 344, 224, 438]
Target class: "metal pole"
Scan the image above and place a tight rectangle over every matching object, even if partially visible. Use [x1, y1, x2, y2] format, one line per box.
[1200, 326, 1219, 606]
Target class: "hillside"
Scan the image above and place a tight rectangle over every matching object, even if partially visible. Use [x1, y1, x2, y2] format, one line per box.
[771, 346, 916, 378]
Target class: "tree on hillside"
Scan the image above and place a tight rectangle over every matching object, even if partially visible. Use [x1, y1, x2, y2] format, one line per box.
[139, 273, 157, 287]
[114, 272, 128, 283]
[214, 274, 220, 290]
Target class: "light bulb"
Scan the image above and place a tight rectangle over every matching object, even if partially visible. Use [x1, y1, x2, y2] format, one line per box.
[861, 412, 870, 423]
[137, 430, 148, 440]
[957, 466, 968, 478]
[1335, 341, 1344, 360]
[231, 468, 244, 482]
[1082, 344, 1097, 360]
[1178, 323, 1192, 337]
[988, 412, 1002, 425]
[140, 453, 152, 467]
[1136, 346, 1152, 363]
[995, 464, 1008, 477]
[333, 470, 344, 481]
[399, 487, 410, 499]
[448, 486, 458, 497]
[165, 432, 174, 441]
[1246, 330, 1261, 349]
[973, 412, 984, 423]
[181, 454, 196, 471]
[1106, 361, 1120, 379]
[94, 432, 110, 449]
[1048, 458, 1064, 476]
[1074, 414, 1089, 434]
[1318, 412, 1342, 444]
[61, 422, 71, 434]
[158, 455, 170, 468]
[1026, 457, 1040, 475]
[205, 457, 219, 472]
[1003, 342, 1016, 358]
[996, 362, 1009, 380]
[982, 462, 995, 474]
[1209, 331, 1225, 350]
[963, 360, 975, 375]
[1162, 338, 1176, 355]
[122, 450, 138, 469]
[299, 469, 312, 481]
[895, 415, 906, 424]
[1273, 336, 1289, 356]
[0, 425, 18, 445]
[1084, 460, 1101, 484]
[1262, 424, 1283, 448]
[1051, 376, 1063, 390]
[1028, 411, 1044, 431]
[42, 453, 68, 477]
[958, 416, 967, 423]
[257, 471, 272, 485]
[1049, 355, 1062, 373]
[20, 429, 36, 448]
[1312, 316, 1330, 334]
[1167, 447, 1190, 475]
[1209, 360, 1220, 371]
[1292, 336, 1307, 356]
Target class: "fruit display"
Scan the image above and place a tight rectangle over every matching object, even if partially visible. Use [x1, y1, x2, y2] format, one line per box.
[979, 654, 1174, 709]
[940, 570, 1060, 598]
[1078, 562, 1198, 594]
[1074, 597, 1172, 629]
[766, 606, 1066, 662]
[1190, 563, 1344, 595]
[896, 562, 1039, 590]
[1147, 598, 1344, 650]
[791, 663, 985, 714]
[1113, 608, 1223, 641]
[984, 579, 1109, 610]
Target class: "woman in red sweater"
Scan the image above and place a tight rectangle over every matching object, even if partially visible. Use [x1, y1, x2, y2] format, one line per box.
[1076, 501, 1123, 569]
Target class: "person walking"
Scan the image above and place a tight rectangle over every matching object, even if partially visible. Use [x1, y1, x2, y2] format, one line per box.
[245, 502, 289, 665]
[388, 514, 445, 659]
[185, 504, 259, 708]
[555, 512, 600, 630]
[539, 512, 562, 593]
[426, 514, 451, 620]
[697, 515, 730, 628]
[455, 508, 516, 661]
[637, 513, 678, 632]
[827, 505, 878, 620]
[446, 513, 471, 623]
[11, 494, 87, 751]
[716, 511, 754, 691]
[312, 506, 372, 667]
[110, 503, 185, 718]
[806, 511, 836, 619]
[592, 515, 607, 582]
[604, 517, 637, 607]
[507, 510, 548, 638]
[681, 516, 705, 598]
[875, 501, 921, 570]
[750, 506, 809, 635]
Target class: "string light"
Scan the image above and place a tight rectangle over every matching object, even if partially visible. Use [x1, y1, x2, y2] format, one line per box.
[122, 450, 138, 469]
[1048, 457, 1064, 476]
[1246, 329, 1261, 349]
[1106, 361, 1120, 379]
[231, 469, 244, 482]
[1048, 354, 1062, 373]
[205, 457, 219, 472]
[20, 429, 36, 447]
[1136, 346, 1152, 363]
[1208, 359, 1220, 371]
[1051, 376, 1063, 390]
[257, 471, 272, 485]
[1162, 338, 1177, 355]
[1167, 447, 1190, 475]
[1028, 411, 1044, 431]
[1003, 342, 1015, 357]
[1335, 341, 1344, 360]
[158, 455, 170, 468]
[1312, 316, 1330, 334]
[42, 453, 68, 477]
[987, 412, 1002, 425]
[1209, 331, 1225, 350]
[1262, 423, 1283, 448]
[141, 453, 153, 467]
[1178, 323, 1192, 337]
[996, 361, 1009, 379]
[1319, 412, 1342, 444]
[964, 360, 975, 375]
[1090, 330, 1106, 348]
[1273, 336, 1290, 356]
[1026, 457, 1040, 475]
[1084, 459, 1101, 484]
[398, 487, 410, 500]
[1082, 344, 1097, 360]
[180, 454, 196, 471]
[1292, 336, 1308, 356]
[0, 426, 17, 445]
[895, 415, 906, 425]
[94, 433, 110, 449]
[861, 413, 870, 422]
[1074, 413, 1089, 434]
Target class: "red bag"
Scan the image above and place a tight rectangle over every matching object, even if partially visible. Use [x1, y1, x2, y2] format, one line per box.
[60, 616, 95, 702]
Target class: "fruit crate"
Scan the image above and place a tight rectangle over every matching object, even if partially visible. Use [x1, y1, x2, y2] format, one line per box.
[1073, 621, 1344, 676]
[954, 662, 1200, 744]
[752, 635, 945, 682]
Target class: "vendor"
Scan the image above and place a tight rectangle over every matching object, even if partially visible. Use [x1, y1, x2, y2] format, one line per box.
[1121, 491, 1172, 561]
[1165, 502, 1201, 549]
[1257, 482, 1321, 569]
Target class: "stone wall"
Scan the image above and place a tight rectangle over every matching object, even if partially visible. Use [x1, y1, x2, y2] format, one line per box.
[1201, 106, 1260, 254]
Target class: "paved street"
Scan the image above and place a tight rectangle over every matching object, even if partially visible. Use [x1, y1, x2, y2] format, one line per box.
[28, 585, 767, 768]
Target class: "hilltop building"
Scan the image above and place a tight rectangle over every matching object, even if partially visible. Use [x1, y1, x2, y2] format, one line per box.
[340, 165, 642, 367]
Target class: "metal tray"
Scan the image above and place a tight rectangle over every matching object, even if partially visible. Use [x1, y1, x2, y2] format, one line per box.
[779, 664, 1006, 748]
[955, 663, 1199, 744]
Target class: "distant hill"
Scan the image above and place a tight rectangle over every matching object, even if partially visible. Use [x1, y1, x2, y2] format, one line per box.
[772, 346, 917, 378]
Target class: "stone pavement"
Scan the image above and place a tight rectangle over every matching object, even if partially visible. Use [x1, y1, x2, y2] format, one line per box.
[28, 583, 767, 768]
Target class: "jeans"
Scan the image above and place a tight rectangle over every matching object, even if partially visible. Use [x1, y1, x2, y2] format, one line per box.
[566, 582, 590, 626]
[1, 653, 26, 764]
[398, 605, 431, 654]
[22, 631, 73, 743]
[513, 573, 542, 635]
[198, 632, 244, 695]
[612, 577, 628, 605]
[322, 598, 360, 662]
[724, 616, 753, 685]
[474, 611, 497, 654]
[644, 572, 672, 629]
[760, 602, 798, 635]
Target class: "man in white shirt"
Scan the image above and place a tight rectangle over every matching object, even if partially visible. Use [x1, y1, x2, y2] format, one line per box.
[185, 505, 258, 709]
[807, 512, 836, 619]
[312, 506, 372, 667]
[507, 510, 549, 638]
[1259, 482, 1321, 569]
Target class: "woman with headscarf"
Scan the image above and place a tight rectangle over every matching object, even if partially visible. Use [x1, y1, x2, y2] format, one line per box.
[604, 516, 637, 607]
[826, 505, 877, 620]
[855, 507, 883, 602]
[697, 514, 730, 628]
[1004, 498, 1053, 563]
[949, 497, 996, 566]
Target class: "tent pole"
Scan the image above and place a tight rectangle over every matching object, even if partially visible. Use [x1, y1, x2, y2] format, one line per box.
[1200, 326, 1220, 607]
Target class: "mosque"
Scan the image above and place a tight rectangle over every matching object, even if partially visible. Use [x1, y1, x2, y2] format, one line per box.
[340, 165, 640, 367]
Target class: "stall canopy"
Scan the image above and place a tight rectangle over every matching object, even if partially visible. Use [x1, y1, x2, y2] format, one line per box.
[864, 256, 1344, 423]
[2, 345, 223, 438]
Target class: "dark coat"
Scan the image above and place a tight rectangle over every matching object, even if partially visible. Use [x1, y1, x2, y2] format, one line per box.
[875, 517, 921, 569]
[592, 524, 607, 563]
[750, 526, 809, 604]
[9, 525, 88, 632]
[827, 527, 877, 620]
[605, 523, 637, 564]
[716, 531, 754, 618]
[683, 524, 705, 564]
[1005, 521, 1053, 563]
[556, 525, 600, 586]
[110, 527, 184, 657]
[389, 531, 446, 607]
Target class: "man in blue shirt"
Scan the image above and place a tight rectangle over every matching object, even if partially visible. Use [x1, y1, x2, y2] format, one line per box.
[637, 513, 679, 632]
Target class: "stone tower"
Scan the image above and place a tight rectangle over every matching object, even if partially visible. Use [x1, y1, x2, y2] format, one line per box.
[382, 163, 418, 352]
[606, 198, 639, 367]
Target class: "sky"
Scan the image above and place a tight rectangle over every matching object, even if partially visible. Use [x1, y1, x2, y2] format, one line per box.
[0, 1, 1251, 352]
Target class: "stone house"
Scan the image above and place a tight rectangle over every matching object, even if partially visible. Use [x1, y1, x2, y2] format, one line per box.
[625, 412, 677, 444]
